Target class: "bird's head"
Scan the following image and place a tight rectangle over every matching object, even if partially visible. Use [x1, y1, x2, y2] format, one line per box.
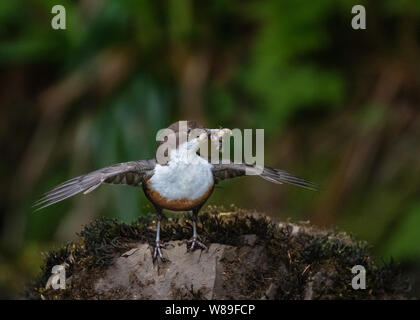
[156, 120, 232, 164]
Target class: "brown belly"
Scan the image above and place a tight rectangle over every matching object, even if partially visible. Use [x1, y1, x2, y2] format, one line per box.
[144, 179, 214, 211]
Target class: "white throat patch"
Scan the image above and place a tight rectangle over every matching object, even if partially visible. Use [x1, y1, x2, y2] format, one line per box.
[150, 142, 214, 200]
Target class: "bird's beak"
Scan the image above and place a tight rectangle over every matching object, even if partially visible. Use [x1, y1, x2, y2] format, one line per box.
[206, 128, 232, 139]
[206, 128, 232, 150]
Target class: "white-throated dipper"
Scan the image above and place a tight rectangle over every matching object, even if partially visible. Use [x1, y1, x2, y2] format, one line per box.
[35, 120, 317, 259]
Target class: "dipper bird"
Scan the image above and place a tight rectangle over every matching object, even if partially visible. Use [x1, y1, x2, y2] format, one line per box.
[34, 121, 317, 259]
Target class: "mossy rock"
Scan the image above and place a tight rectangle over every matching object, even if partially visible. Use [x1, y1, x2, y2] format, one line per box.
[26, 207, 411, 299]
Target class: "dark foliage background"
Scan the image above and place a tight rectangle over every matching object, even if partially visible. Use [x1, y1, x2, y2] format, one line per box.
[0, 0, 419, 298]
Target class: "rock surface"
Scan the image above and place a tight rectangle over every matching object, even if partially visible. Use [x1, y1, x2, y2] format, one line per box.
[94, 241, 271, 299]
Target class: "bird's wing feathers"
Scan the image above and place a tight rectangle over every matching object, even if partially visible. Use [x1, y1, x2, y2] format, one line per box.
[34, 159, 156, 210]
[212, 163, 318, 190]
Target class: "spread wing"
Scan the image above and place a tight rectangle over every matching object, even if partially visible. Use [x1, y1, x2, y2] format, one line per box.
[34, 159, 156, 210]
[212, 163, 318, 190]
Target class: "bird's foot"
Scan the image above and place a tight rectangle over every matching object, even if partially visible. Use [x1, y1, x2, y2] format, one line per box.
[185, 236, 208, 252]
[153, 240, 167, 261]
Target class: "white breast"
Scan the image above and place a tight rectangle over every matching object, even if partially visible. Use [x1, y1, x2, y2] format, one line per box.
[149, 149, 214, 200]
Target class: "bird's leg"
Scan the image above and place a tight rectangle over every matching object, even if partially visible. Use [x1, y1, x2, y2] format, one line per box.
[186, 209, 207, 251]
[153, 210, 166, 260]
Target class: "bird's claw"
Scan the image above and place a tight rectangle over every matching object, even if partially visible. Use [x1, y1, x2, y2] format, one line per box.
[153, 240, 167, 261]
[185, 237, 208, 252]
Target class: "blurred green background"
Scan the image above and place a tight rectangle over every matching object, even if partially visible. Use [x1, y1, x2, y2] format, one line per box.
[0, 0, 419, 298]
